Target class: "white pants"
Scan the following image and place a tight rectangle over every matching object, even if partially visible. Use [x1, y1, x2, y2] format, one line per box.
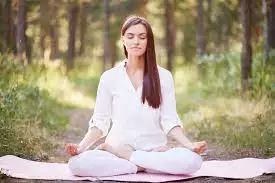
[68, 147, 203, 177]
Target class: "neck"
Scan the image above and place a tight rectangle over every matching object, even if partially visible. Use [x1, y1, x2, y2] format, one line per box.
[126, 55, 145, 72]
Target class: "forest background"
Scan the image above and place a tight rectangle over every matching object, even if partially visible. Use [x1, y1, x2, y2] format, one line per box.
[0, 0, 274, 164]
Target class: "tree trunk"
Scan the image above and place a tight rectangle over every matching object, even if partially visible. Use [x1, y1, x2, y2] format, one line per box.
[196, 0, 206, 57]
[40, 0, 48, 58]
[49, 1, 59, 60]
[164, 0, 175, 72]
[67, 1, 79, 70]
[139, 0, 147, 18]
[49, 23, 58, 60]
[103, 0, 110, 72]
[263, 0, 269, 62]
[267, 0, 275, 50]
[3, 0, 12, 52]
[206, 0, 212, 52]
[241, 0, 253, 93]
[16, 0, 27, 64]
[79, 1, 88, 56]
[196, 0, 206, 76]
[222, 0, 231, 52]
[110, 38, 117, 67]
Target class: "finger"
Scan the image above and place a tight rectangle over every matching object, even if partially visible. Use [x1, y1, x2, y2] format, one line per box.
[199, 146, 207, 153]
[194, 147, 200, 153]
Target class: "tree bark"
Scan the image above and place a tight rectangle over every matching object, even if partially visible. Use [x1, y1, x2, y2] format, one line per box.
[110, 37, 117, 67]
[67, 1, 79, 70]
[222, 0, 231, 52]
[267, 0, 275, 50]
[164, 0, 175, 72]
[241, 0, 253, 93]
[49, 0, 59, 60]
[49, 23, 58, 60]
[196, 0, 206, 57]
[79, 1, 89, 56]
[103, 0, 110, 72]
[206, 0, 212, 52]
[263, 0, 269, 62]
[3, 0, 13, 52]
[39, 0, 48, 58]
[16, 0, 27, 64]
[139, 0, 147, 18]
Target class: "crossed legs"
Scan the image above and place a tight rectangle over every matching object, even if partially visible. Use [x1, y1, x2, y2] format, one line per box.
[68, 144, 202, 177]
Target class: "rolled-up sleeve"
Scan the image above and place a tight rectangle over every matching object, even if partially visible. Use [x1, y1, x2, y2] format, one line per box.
[88, 72, 112, 137]
[160, 72, 182, 134]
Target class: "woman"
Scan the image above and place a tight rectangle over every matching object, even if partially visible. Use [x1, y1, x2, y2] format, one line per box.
[65, 15, 207, 177]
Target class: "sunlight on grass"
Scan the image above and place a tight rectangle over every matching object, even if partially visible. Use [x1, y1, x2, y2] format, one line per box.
[36, 66, 96, 109]
[181, 96, 273, 124]
[174, 65, 274, 155]
[174, 65, 273, 125]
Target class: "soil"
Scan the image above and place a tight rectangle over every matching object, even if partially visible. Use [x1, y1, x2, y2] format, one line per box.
[1, 108, 274, 183]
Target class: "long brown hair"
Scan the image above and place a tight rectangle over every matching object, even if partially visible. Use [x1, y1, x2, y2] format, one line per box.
[121, 15, 162, 108]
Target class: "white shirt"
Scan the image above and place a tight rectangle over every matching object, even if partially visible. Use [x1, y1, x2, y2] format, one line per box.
[89, 60, 182, 151]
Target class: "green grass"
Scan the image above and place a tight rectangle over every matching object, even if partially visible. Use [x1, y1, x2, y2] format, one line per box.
[1, 51, 274, 160]
[0, 55, 69, 159]
[174, 53, 275, 156]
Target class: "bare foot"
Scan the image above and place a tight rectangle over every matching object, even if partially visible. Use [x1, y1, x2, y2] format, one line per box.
[98, 143, 145, 172]
[151, 146, 170, 152]
[97, 143, 134, 161]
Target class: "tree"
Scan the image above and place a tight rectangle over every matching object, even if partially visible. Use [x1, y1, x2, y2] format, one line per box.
[79, 1, 89, 56]
[39, 0, 48, 57]
[103, 0, 111, 72]
[206, 0, 212, 52]
[16, 0, 27, 64]
[221, 0, 232, 52]
[67, 1, 79, 70]
[49, 0, 59, 60]
[196, 0, 206, 76]
[240, 0, 253, 93]
[196, 0, 206, 57]
[267, 0, 275, 51]
[3, 0, 14, 52]
[164, 0, 175, 72]
[263, 0, 269, 62]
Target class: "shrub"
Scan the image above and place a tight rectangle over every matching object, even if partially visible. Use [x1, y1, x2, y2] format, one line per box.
[0, 55, 67, 159]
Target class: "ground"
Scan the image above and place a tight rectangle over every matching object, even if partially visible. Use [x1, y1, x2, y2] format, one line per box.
[1, 108, 274, 183]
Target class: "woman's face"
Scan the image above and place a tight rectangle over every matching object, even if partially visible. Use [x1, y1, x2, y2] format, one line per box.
[122, 24, 148, 57]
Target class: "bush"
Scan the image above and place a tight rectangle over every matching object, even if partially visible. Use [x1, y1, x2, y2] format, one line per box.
[177, 51, 275, 156]
[197, 52, 275, 98]
[0, 55, 67, 159]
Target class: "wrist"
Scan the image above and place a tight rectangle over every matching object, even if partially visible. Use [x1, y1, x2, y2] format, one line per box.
[183, 142, 193, 150]
[76, 145, 83, 154]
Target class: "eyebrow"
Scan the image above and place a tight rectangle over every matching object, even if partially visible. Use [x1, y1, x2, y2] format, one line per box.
[125, 33, 147, 36]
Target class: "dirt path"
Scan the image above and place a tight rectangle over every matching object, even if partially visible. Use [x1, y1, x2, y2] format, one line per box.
[1, 108, 274, 183]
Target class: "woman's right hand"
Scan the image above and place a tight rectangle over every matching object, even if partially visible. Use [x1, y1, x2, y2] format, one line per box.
[65, 143, 79, 156]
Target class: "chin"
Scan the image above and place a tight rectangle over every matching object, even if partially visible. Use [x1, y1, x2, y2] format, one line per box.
[128, 52, 146, 57]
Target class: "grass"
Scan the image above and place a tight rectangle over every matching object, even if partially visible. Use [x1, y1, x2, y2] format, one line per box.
[0, 52, 274, 160]
[174, 63, 275, 156]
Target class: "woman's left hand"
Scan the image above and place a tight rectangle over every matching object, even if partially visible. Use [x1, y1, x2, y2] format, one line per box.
[186, 141, 207, 154]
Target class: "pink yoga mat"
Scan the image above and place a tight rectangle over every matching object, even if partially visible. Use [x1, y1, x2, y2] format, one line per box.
[0, 155, 274, 182]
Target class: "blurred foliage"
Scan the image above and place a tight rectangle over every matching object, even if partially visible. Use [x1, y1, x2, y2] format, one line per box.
[196, 50, 275, 98]
[0, 0, 274, 158]
[176, 51, 275, 156]
[0, 54, 68, 159]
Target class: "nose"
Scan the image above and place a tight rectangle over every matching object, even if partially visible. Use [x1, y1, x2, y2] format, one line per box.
[133, 36, 139, 45]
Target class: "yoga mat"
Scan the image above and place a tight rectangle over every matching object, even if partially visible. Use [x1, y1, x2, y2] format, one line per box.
[0, 155, 274, 182]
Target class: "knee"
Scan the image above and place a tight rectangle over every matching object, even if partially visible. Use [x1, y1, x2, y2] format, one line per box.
[68, 156, 84, 176]
[171, 148, 203, 174]
[68, 151, 97, 176]
[184, 151, 203, 174]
